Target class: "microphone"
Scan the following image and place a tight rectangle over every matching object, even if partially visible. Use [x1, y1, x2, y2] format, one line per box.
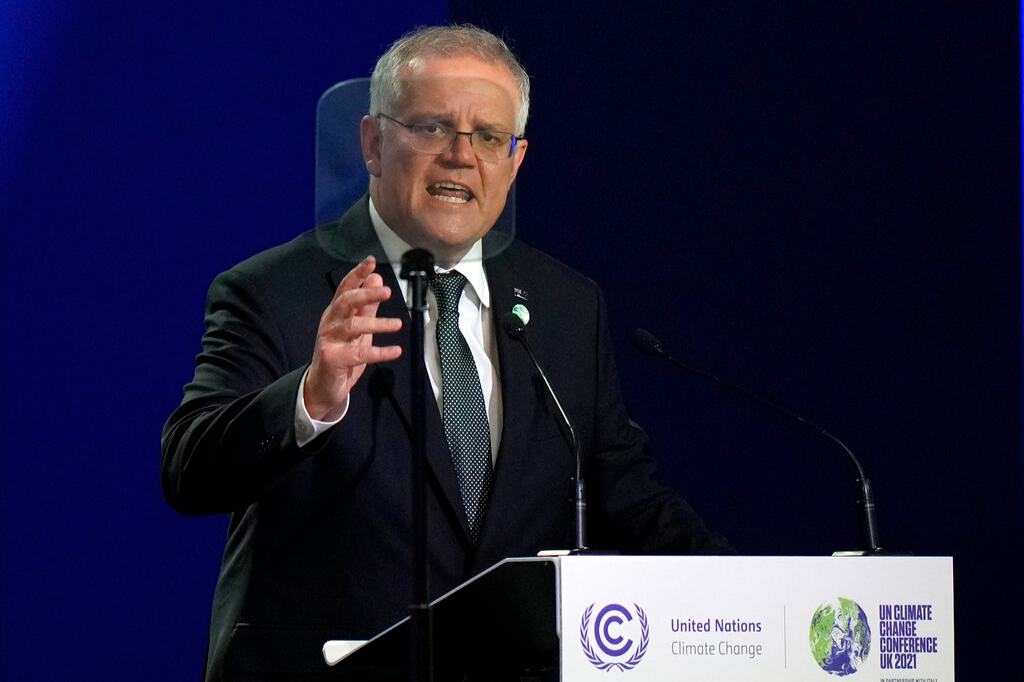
[631, 328, 882, 555]
[502, 311, 587, 553]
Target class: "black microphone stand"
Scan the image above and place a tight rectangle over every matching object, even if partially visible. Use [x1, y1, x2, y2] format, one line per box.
[401, 249, 434, 682]
[631, 328, 882, 555]
[503, 314, 588, 553]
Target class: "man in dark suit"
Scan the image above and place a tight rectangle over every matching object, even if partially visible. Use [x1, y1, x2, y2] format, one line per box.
[162, 25, 731, 681]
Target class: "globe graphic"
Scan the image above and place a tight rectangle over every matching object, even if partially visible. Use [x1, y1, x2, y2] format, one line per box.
[809, 598, 871, 675]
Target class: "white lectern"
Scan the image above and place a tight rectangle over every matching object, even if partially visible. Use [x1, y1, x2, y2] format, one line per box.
[326, 555, 954, 681]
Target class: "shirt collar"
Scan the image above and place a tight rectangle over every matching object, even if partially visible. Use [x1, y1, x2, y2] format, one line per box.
[368, 196, 491, 308]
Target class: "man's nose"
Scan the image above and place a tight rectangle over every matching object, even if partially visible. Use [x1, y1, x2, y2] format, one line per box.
[443, 132, 477, 165]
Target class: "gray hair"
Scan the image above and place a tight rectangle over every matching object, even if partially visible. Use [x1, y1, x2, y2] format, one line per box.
[369, 24, 530, 136]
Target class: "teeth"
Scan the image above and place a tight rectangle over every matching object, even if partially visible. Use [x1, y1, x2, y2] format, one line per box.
[429, 182, 471, 204]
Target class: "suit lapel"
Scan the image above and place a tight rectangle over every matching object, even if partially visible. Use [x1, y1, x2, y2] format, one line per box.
[478, 247, 540, 543]
[323, 198, 470, 542]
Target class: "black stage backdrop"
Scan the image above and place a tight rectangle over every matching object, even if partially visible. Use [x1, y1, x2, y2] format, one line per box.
[1, 1, 1020, 679]
[450, 1, 1022, 678]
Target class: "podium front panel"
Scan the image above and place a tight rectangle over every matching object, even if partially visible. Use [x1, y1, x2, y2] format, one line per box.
[557, 555, 954, 681]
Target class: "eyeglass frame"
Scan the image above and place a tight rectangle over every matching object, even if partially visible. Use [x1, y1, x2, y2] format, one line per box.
[375, 113, 524, 162]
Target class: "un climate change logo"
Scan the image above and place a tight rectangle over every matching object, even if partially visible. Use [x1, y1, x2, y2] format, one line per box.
[809, 598, 872, 676]
[580, 603, 649, 671]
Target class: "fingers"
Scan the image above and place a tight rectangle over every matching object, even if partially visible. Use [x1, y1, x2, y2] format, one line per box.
[303, 256, 404, 420]
[320, 262, 402, 344]
[316, 333, 403, 368]
[331, 255, 381, 303]
[330, 280, 392, 320]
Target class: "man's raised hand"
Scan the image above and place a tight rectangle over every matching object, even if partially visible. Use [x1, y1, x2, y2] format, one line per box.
[303, 256, 403, 421]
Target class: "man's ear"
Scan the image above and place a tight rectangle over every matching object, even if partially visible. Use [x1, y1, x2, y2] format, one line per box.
[507, 138, 528, 187]
[360, 115, 383, 177]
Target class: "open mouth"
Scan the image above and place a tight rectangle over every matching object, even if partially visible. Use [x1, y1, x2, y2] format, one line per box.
[427, 181, 474, 204]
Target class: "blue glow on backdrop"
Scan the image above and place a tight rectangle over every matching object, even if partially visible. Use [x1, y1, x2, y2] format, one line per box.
[1, 4, 445, 679]
[1, 0, 76, 196]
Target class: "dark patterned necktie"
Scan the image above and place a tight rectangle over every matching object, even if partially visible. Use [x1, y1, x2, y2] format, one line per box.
[430, 271, 493, 544]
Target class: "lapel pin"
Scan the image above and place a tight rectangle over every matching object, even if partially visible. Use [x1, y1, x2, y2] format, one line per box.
[513, 286, 529, 301]
[511, 304, 530, 326]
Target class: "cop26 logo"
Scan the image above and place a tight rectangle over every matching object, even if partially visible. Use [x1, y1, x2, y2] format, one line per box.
[580, 603, 650, 671]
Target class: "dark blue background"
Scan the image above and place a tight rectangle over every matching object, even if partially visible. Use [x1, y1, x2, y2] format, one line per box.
[2, 1, 1020, 679]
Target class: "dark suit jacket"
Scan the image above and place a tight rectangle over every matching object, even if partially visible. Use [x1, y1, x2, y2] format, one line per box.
[162, 197, 731, 681]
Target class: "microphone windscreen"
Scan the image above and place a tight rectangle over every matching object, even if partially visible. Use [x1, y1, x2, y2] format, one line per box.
[502, 311, 526, 337]
[630, 328, 663, 356]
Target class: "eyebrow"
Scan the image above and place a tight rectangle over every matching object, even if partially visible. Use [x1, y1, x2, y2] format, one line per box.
[415, 115, 513, 133]
[401, 106, 514, 131]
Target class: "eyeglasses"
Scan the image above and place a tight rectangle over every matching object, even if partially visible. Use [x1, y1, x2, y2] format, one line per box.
[377, 114, 523, 163]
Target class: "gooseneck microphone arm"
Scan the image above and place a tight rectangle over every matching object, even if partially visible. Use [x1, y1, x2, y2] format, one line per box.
[503, 313, 587, 553]
[630, 328, 881, 555]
